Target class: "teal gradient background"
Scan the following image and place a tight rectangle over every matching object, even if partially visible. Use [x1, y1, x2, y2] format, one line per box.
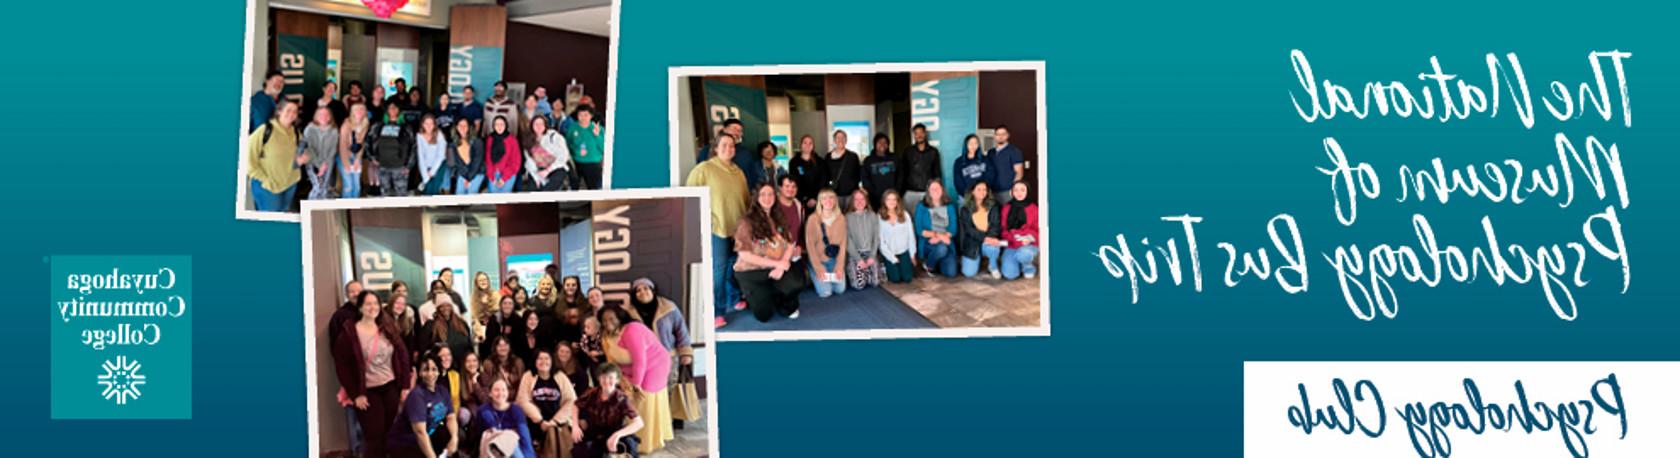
[0, 0, 1673, 456]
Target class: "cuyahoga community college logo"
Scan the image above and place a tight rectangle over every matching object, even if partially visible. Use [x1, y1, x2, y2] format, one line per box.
[97, 356, 146, 405]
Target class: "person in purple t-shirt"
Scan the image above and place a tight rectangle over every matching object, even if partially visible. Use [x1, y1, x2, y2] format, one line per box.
[388, 351, 457, 458]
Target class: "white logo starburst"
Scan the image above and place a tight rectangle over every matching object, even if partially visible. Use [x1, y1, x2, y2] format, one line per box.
[97, 356, 146, 405]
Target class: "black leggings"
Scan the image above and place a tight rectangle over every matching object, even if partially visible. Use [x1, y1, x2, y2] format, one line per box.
[735, 268, 806, 322]
[358, 382, 404, 458]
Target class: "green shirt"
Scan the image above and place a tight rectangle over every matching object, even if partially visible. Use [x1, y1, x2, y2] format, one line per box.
[247, 122, 301, 193]
[566, 121, 606, 164]
[686, 156, 748, 238]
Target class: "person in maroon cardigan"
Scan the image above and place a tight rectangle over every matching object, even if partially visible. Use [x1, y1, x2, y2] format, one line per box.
[334, 290, 414, 458]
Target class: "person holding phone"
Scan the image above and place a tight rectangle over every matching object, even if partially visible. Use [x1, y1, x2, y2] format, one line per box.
[805, 188, 849, 298]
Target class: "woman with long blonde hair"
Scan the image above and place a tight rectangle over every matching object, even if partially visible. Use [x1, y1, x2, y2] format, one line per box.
[804, 188, 849, 298]
[471, 271, 500, 335]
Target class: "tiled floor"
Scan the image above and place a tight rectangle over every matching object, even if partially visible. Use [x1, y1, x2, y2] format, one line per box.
[880, 268, 1042, 328]
[648, 402, 710, 458]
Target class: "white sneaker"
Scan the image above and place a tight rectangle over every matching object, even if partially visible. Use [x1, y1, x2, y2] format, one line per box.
[988, 270, 1001, 280]
[1025, 271, 1036, 279]
[789, 310, 801, 319]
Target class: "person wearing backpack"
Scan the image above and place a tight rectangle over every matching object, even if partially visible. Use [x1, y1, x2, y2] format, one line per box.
[247, 98, 307, 212]
[368, 102, 416, 197]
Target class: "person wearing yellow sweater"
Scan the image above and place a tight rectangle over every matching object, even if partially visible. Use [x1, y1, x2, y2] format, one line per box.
[685, 135, 749, 328]
[247, 98, 307, 212]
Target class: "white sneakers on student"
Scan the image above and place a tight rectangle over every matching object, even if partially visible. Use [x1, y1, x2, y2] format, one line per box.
[790, 310, 800, 319]
[1025, 272, 1036, 279]
[988, 270, 1001, 280]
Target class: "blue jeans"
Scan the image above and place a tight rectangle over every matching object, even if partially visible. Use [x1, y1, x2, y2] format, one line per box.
[341, 169, 362, 198]
[344, 404, 364, 456]
[711, 235, 739, 318]
[961, 245, 1002, 278]
[488, 176, 516, 193]
[307, 164, 333, 200]
[1001, 245, 1040, 279]
[250, 178, 295, 212]
[457, 175, 483, 194]
[923, 242, 958, 277]
[810, 258, 846, 297]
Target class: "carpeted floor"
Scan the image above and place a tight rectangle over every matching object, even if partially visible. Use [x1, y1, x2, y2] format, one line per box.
[718, 287, 937, 332]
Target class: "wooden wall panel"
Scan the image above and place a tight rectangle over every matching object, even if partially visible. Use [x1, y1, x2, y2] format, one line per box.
[703, 75, 766, 89]
[505, 22, 611, 112]
[377, 22, 421, 49]
[449, 5, 507, 47]
[275, 9, 330, 38]
[824, 74, 875, 105]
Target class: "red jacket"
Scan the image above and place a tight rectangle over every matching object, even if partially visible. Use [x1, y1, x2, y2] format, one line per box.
[1000, 202, 1039, 249]
[486, 133, 523, 183]
[332, 319, 412, 398]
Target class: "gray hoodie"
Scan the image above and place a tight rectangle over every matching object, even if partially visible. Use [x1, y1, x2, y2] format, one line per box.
[301, 124, 339, 170]
[846, 210, 880, 262]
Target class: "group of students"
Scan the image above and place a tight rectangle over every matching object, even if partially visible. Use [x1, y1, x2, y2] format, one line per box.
[687, 120, 1041, 328]
[327, 264, 693, 458]
[248, 71, 608, 212]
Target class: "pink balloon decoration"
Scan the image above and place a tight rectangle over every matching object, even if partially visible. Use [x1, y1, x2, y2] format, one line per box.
[361, 0, 409, 19]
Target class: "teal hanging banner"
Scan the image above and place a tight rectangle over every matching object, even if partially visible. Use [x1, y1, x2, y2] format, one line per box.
[700, 79, 769, 161]
[352, 226, 426, 305]
[910, 75, 978, 197]
[276, 34, 327, 106]
[561, 219, 594, 291]
[447, 45, 503, 103]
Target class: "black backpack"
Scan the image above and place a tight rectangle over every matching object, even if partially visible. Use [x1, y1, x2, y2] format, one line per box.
[256, 121, 298, 160]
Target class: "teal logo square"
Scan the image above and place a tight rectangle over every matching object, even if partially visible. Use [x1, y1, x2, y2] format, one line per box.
[50, 256, 192, 420]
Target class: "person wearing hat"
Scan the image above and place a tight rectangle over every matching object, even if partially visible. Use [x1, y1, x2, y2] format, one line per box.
[624, 278, 693, 366]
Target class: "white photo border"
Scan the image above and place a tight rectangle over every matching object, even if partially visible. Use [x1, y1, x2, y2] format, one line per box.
[667, 60, 1051, 343]
[299, 187, 719, 458]
[235, 0, 623, 223]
